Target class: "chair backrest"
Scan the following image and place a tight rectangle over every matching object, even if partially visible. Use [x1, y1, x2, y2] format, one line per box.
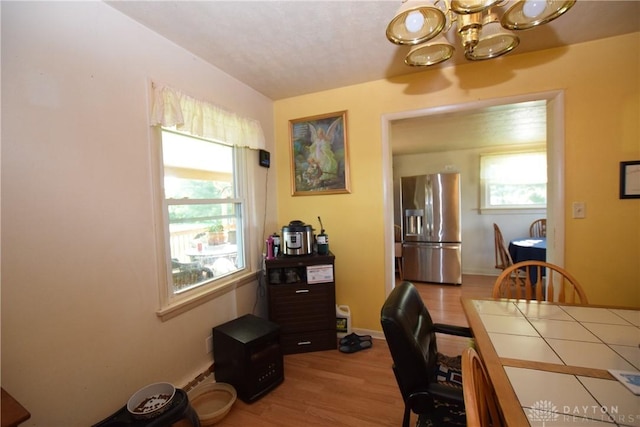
[492, 260, 588, 304]
[529, 219, 547, 237]
[394, 224, 402, 242]
[493, 223, 513, 271]
[380, 281, 439, 402]
[394, 241, 403, 257]
[462, 347, 504, 427]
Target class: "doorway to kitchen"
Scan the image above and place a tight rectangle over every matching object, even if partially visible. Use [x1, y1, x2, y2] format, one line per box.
[382, 91, 566, 296]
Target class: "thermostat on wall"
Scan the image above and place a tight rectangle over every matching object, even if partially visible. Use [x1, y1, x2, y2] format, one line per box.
[259, 149, 270, 168]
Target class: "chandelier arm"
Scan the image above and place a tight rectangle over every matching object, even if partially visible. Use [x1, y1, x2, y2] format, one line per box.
[450, 0, 504, 15]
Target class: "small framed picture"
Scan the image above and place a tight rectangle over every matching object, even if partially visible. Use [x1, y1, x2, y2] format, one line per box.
[289, 111, 350, 196]
[620, 160, 640, 199]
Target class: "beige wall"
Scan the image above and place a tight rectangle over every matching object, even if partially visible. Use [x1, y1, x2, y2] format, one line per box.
[274, 33, 640, 332]
[1, 2, 276, 425]
[3, 2, 639, 424]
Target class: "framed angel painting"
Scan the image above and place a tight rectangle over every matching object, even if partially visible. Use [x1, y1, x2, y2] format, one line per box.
[289, 111, 350, 196]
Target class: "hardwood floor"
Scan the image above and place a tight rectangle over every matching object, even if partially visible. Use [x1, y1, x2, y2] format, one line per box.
[211, 275, 496, 427]
[415, 274, 496, 357]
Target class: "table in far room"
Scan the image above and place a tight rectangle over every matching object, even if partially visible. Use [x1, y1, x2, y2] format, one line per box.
[509, 237, 547, 283]
[509, 237, 546, 264]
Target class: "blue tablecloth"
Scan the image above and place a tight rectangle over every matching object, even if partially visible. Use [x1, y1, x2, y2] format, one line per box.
[508, 237, 546, 264]
[508, 237, 546, 284]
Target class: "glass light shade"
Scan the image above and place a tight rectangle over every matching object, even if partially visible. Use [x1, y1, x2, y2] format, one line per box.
[501, 0, 576, 30]
[405, 10, 426, 33]
[522, 0, 546, 18]
[386, 1, 447, 45]
[405, 37, 455, 66]
[466, 20, 520, 60]
[450, 0, 503, 14]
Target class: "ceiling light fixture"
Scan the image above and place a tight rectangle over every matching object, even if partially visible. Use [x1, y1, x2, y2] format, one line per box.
[406, 35, 455, 66]
[387, 0, 576, 66]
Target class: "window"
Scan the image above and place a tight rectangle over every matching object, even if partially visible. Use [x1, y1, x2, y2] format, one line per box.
[161, 129, 245, 295]
[480, 150, 547, 210]
[149, 82, 265, 317]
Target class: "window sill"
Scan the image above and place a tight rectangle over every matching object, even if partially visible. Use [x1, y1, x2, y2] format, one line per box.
[156, 270, 258, 321]
[479, 207, 547, 215]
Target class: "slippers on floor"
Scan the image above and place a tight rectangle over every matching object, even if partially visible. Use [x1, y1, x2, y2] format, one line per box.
[339, 332, 372, 346]
[338, 335, 373, 353]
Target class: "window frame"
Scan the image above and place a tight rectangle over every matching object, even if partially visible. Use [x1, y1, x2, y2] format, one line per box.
[152, 127, 257, 320]
[479, 148, 547, 213]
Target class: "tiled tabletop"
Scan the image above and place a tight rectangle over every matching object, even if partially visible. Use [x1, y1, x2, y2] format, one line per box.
[472, 299, 640, 371]
[505, 367, 638, 426]
[462, 299, 640, 427]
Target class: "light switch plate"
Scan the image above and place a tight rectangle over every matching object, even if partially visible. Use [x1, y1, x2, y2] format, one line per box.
[572, 202, 586, 219]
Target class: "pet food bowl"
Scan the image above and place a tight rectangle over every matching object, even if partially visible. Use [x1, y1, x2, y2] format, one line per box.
[126, 382, 176, 420]
[188, 382, 237, 425]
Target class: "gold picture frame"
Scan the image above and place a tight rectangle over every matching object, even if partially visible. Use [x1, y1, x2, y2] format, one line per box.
[289, 111, 350, 196]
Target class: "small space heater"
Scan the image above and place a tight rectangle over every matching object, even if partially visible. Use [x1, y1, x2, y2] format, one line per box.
[212, 314, 284, 403]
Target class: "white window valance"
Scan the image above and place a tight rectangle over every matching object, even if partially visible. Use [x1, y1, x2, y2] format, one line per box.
[150, 82, 265, 150]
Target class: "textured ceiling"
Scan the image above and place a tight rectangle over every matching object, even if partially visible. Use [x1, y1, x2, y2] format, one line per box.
[390, 100, 547, 154]
[106, 1, 638, 153]
[108, 0, 639, 100]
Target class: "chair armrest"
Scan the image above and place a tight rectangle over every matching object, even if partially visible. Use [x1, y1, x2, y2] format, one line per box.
[407, 383, 465, 413]
[433, 323, 472, 338]
[427, 382, 465, 403]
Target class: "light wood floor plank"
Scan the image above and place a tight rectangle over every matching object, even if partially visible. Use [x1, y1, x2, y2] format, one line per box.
[210, 274, 496, 427]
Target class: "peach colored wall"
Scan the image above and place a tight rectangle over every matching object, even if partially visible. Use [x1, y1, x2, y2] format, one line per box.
[274, 33, 640, 332]
[1, 2, 275, 425]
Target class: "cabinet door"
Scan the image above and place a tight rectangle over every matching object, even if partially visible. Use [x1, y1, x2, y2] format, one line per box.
[268, 283, 335, 333]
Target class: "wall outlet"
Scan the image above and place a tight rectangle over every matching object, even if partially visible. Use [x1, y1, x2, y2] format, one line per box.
[572, 202, 586, 219]
[205, 335, 213, 354]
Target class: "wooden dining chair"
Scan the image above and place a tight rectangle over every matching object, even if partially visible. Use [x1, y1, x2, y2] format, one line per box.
[394, 224, 403, 279]
[493, 223, 513, 271]
[462, 347, 504, 427]
[529, 218, 546, 237]
[492, 260, 588, 304]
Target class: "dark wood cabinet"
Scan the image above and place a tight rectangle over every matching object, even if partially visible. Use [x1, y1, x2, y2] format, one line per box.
[265, 253, 336, 354]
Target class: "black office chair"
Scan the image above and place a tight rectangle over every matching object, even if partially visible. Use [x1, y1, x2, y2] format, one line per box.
[381, 281, 472, 427]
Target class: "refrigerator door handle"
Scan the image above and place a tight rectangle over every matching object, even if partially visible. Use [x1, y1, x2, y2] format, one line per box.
[425, 176, 433, 238]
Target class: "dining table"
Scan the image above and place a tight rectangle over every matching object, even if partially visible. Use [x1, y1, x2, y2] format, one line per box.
[185, 243, 238, 266]
[461, 298, 640, 426]
[1, 388, 31, 427]
[509, 236, 547, 264]
[508, 237, 547, 284]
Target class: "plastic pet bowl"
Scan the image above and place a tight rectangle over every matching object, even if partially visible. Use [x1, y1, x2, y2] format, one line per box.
[126, 382, 176, 420]
[188, 382, 237, 426]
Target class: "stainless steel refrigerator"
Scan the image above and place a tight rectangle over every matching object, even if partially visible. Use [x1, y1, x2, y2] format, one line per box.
[401, 173, 462, 285]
